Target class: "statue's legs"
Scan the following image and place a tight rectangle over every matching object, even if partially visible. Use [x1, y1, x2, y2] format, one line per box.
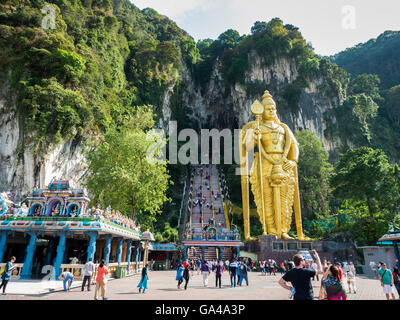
[262, 181, 276, 236]
[281, 175, 295, 238]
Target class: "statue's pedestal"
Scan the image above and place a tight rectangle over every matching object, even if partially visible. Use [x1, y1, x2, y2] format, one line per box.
[243, 235, 331, 262]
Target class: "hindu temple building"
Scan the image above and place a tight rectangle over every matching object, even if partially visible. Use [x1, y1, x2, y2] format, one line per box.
[0, 179, 154, 279]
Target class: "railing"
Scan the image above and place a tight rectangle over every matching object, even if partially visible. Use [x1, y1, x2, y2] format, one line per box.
[60, 261, 143, 280]
[0, 261, 145, 281]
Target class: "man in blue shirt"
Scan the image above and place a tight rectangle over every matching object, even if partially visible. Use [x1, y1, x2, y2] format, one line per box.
[229, 259, 238, 287]
[196, 259, 201, 275]
[238, 261, 249, 286]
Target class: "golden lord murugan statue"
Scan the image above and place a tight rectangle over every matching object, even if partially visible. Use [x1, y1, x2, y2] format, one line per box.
[240, 90, 309, 241]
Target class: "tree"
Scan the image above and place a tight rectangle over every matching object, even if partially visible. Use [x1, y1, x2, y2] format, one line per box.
[251, 21, 268, 35]
[218, 29, 240, 49]
[385, 85, 400, 126]
[330, 147, 400, 245]
[331, 147, 392, 216]
[350, 74, 381, 99]
[161, 222, 179, 243]
[295, 130, 333, 218]
[85, 107, 170, 230]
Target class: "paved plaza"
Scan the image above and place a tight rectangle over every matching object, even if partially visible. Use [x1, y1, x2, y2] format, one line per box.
[0, 271, 393, 300]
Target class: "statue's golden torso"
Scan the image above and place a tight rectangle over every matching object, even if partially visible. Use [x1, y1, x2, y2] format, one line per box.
[259, 122, 285, 154]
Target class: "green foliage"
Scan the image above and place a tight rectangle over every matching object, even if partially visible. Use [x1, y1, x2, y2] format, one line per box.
[331, 147, 392, 209]
[161, 222, 179, 243]
[333, 30, 400, 89]
[298, 57, 320, 79]
[19, 77, 92, 154]
[84, 107, 171, 230]
[194, 17, 315, 90]
[218, 29, 241, 48]
[153, 222, 179, 243]
[330, 147, 400, 245]
[325, 73, 384, 149]
[295, 130, 333, 218]
[0, 0, 197, 156]
[349, 74, 381, 99]
[384, 85, 400, 126]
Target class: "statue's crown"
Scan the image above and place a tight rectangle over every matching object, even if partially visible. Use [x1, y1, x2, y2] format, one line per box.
[262, 90, 276, 108]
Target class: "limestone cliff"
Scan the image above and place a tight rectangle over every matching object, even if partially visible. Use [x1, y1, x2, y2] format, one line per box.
[0, 77, 86, 200]
[179, 51, 343, 155]
[0, 50, 346, 199]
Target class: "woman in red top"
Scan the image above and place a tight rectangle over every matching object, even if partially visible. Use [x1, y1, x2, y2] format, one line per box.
[94, 260, 109, 300]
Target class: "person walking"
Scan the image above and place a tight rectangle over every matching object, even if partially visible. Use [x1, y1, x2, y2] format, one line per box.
[201, 260, 210, 287]
[224, 259, 229, 272]
[378, 262, 396, 300]
[345, 262, 357, 294]
[137, 264, 149, 294]
[183, 264, 190, 290]
[236, 261, 241, 284]
[176, 263, 184, 289]
[287, 259, 295, 271]
[280, 261, 286, 275]
[196, 259, 201, 275]
[269, 260, 276, 276]
[0, 256, 16, 295]
[392, 267, 400, 299]
[190, 260, 195, 277]
[320, 265, 347, 300]
[215, 260, 223, 288]
[238, 261, 249, 286]
[94, 259, 109, 300]
[59, 270, 74, 291]
[81, 258, 95, 291]
[260, 260, 265, 275]
[229, 259, 238, 288]
[278, 250, 323, 300]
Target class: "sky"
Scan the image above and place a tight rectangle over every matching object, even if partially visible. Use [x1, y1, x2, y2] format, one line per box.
[132, 0, 400, 56]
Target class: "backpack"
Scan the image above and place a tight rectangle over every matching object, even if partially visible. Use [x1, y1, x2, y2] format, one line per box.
[0, 264, 6, 275]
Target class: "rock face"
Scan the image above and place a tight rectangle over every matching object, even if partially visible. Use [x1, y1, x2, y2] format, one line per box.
[0, 51, 343, 199]
[179, 51, 342, 155]
[0, 78, 86, 201]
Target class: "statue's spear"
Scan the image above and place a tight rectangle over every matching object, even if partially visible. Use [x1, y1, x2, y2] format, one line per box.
[251, 100, 268, 235]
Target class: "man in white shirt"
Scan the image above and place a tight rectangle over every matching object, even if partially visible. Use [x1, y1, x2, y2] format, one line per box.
[81, 258, 95, 291]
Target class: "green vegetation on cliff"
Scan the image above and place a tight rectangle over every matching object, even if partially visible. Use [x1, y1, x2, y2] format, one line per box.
[333, 31, 400, 90]
[0, 0, 198, 155]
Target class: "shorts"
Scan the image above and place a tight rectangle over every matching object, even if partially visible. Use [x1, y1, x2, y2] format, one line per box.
[383, 284, 394, 294]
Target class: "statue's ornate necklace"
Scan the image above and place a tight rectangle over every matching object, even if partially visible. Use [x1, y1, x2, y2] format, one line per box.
[261, 122, 283, 145]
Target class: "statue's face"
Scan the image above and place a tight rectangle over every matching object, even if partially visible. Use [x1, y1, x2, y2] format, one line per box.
[263, 105, 277, 120]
